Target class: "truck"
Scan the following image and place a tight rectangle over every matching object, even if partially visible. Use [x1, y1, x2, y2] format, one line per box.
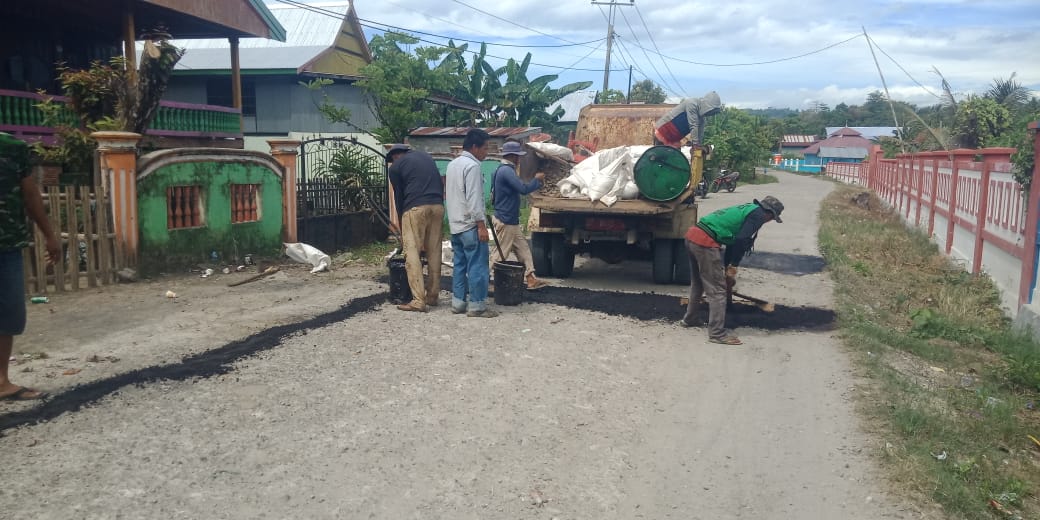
[521, 103, 703, 285]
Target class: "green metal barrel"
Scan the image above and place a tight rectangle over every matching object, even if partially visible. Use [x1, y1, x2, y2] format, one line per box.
[633, 146, 691, 201]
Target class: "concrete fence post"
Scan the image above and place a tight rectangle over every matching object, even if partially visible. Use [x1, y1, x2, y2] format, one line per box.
[1019, 126, 1040, 307]
[267, 139, 301, 243]
[92, 131, 142, 267]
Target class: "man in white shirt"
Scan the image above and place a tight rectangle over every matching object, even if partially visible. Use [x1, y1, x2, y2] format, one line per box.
[444, 129, 498, 317]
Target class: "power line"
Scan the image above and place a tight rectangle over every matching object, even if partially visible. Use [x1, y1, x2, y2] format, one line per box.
[613, 37, 682, 98]
[273, 0, 623, 73]
[448, 0, 590, 48]
[616, 7, 684, 97]
[633, 4, 687, 97]
[620, 33, 865, 67]
[865, 34, 943, 100]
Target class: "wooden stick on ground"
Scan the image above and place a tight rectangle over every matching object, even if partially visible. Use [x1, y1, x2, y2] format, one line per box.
[228, 266, 280, 287]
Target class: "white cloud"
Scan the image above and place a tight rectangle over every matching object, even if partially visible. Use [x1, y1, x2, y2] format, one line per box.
[290, 0, 1040, 109]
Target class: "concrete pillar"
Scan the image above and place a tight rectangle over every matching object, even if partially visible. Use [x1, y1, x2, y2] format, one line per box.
[267, 139, 301, 242]
[92, 131, 142, 267]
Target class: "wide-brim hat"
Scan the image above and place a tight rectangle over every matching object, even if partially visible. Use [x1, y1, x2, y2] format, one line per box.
[500, 141, 527, 156]
[755, 196, 784, 223]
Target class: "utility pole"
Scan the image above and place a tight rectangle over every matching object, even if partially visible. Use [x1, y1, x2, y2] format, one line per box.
[863, 26, 905, 152]
[591, 0, 633, 103]
[627, 65, 633, 103]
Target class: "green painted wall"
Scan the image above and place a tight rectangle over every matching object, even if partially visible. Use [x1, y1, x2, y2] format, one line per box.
[137, 160, 283, 273]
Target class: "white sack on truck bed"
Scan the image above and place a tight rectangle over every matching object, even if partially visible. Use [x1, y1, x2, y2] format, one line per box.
[558, 145, 692, 206]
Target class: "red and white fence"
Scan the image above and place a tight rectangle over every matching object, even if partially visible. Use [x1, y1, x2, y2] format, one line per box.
[825, 144, 1038, 315]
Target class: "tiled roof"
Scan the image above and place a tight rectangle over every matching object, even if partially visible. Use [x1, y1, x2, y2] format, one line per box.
[825, 126, 899, 140]
[802, 127, 873, 157]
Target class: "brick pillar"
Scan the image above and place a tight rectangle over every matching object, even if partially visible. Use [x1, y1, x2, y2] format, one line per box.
[267, 139, 301, 242]
[92, 131, 142, 267]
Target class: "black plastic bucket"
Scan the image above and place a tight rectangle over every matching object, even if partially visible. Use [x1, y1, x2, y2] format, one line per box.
[387, 256, 412, 304]
[493, 261, 525, 306]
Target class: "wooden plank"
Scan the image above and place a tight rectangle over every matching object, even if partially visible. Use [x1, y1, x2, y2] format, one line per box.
[82, 190, 98, 288]
[95, 188, 112, 285]
[528, 189, 693, 216]
[33, 220, 47, 295]
[66, 186, 80, 291]
[21, 248, 36, 294]
[47, 187, 65, 293]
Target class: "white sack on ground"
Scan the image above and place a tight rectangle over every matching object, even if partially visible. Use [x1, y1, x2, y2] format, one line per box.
[284, 242, 331, 273]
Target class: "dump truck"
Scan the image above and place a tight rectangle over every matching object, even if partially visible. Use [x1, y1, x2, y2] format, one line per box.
[521, 103, 702, 284]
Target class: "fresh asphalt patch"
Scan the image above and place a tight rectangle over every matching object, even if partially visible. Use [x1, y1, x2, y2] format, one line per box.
[2, 280, 834, 434]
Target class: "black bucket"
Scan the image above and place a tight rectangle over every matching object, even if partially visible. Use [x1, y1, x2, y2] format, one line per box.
[387, 256, 412, 304]
[493, 261, 525, 306]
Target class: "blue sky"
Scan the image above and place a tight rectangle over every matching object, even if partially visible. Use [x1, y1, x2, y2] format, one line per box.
[279, 0, 1039, 110]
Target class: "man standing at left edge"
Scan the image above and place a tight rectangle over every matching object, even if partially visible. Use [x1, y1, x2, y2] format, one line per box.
[1, 132, 60, 400]
[387, 143, 444, 312]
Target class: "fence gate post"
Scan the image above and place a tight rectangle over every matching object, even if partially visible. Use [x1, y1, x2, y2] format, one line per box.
[92, 131, 142, 268]
[268, 139, 302, 243]
[1020, 124, 1040, 307]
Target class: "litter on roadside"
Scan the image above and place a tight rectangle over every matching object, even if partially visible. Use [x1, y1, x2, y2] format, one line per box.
[284, 242, 331, 273]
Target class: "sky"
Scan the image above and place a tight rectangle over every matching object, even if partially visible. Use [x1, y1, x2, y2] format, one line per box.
[275, 0, 1040, 111]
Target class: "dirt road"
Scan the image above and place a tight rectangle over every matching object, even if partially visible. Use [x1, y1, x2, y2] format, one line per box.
[0, 171, 920, 519]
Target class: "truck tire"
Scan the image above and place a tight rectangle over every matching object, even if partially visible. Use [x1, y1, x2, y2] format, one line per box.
[550, 235, 575, 278]
[652, 239, 674, 284]
[673, 239, 691, 285]
[531, 232, 553, 277]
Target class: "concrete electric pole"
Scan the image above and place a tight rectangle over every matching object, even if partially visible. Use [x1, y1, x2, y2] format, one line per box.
[591, 0, 633, 103]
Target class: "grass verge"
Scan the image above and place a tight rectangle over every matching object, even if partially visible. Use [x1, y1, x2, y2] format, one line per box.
[819, 185, 1040, 519]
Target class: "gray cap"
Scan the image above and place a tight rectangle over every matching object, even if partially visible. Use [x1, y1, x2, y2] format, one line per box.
[387, 143, 410, 154]
[755, 196, 784, 223]
[500, 141, 527, 156]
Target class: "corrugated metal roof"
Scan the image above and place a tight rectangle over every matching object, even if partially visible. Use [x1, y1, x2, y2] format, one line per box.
[825, 126, 899, 140]
[819, 146, 869, 159]
[546, 90, 597, 123]
[173, 2, 349, 50]
[177, 46, 328, 70]
[408, 127, 542, 138]
[781, 134, 818, 145]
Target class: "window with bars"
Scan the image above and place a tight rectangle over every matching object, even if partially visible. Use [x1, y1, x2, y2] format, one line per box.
[231, 184, 261, 223]
[167, 185, 204, 229]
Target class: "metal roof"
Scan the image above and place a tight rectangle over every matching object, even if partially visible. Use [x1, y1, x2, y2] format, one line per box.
[546, 90, 597, 123]
[781, 134, 818, 145]
[819, 146, 869, 159]
[177, 46, 328, 70]
[173, 2, 348, 49]
[825, 126, 899, 140]
[408, 127, 542, 138]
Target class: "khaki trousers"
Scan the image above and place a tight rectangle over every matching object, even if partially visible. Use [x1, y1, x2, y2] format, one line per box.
[401, 204, 444, 307]
[489, 216, 535, 277]
[683, 239, 729, 340]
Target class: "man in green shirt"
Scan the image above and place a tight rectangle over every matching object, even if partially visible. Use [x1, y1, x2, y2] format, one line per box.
[681, 196, 784, 345]
[1, 133, 60, 400]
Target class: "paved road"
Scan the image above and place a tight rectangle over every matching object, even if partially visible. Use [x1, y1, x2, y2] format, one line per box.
[0, 171, 917, 519]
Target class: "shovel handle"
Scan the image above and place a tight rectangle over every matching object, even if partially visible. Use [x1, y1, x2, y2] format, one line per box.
[487, 216, 506, 261]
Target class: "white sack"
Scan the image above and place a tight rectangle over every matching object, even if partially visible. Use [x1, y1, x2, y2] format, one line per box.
[284, 242, 331, 273]
[527, 142, 574, 162]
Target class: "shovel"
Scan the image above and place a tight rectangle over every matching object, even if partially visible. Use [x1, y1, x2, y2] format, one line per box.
[487, 216, 507, 262]
[678, 291, 775, 313]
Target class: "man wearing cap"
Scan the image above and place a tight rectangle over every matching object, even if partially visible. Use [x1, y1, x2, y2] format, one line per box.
[387, 143, 444, 312]
[680, 196, 785, 345]
[653, 91, 722, 148]
[489, 141, 548, 290]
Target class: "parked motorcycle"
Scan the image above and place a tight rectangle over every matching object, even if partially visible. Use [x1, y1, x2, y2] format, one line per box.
[710, 169, 740, 193]
[694, 175, 709, 198]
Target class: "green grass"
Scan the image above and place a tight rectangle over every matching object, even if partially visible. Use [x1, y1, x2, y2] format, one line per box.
[820, 185, 1040, 519]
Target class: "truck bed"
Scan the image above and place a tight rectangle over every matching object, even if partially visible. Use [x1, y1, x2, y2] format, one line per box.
[528, 190, 693, 216]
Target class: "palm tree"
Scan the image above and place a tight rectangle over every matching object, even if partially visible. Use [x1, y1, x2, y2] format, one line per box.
[986, 73, 1032, 112]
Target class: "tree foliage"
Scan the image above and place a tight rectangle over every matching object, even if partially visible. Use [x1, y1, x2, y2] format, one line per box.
[703, 107, 774, 179]
[630, 80, 666, 104]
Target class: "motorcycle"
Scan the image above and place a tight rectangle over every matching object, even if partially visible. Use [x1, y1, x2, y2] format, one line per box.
[710, 169, 740, 193]
[694, 175, 709, 198]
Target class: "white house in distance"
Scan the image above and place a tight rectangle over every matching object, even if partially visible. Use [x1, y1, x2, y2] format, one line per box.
[161, 1, 380, 151]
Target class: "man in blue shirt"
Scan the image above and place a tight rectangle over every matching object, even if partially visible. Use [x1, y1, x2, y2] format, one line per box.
[490, 141, 548, 290]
